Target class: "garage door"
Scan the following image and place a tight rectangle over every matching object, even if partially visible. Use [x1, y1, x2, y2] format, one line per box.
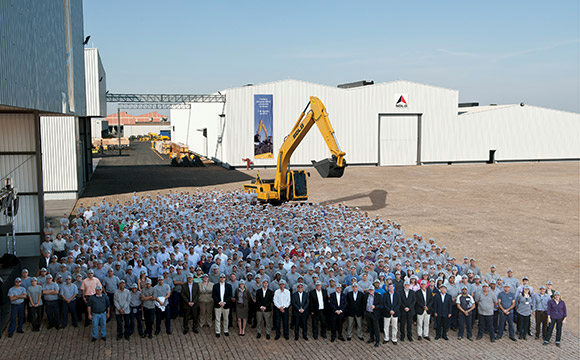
[379, 114, 419, 166]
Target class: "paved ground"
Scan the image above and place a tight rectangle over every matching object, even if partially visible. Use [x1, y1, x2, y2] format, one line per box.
[21, 143, 577, 358]
[0, 317, 578, 360]
[82, 142, 252, 197]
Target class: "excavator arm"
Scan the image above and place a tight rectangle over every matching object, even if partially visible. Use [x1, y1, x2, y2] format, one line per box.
[255, 119, 268, 142]
[245, 96, 346, 203]
[273, 96, 346, 194]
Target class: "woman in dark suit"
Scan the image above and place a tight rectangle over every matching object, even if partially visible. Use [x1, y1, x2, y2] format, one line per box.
[235, 280, 251, 336]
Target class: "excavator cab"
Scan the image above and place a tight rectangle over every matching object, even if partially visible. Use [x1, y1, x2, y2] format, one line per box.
[289, 170, 308, 200]
[311, 155, 347, 178]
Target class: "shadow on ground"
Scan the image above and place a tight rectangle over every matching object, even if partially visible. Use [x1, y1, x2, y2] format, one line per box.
[320, 189, 388, 211]
[81, 164, 253, 197]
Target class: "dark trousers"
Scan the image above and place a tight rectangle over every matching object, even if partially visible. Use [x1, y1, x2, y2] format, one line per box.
[155, 308, 171, 333]
[107, 293, 115, 313]
[435, 315, 449, 338]
[248, 299, 257, 325]
[116, 313, 131, 338]
[498, 312, 515, 338]
[29, 305, 43, 330]
[399, 311, 413, 340]
[458, 311, 473, 338]
[61, 300, 78, 327]
[183, 303, 199, 331]
[544, 318, 563, 343]
[450, 305, 459, 330]
[274, 308, 289, 338]
[535, 311, 548, 338]
[8, 303, 25, 335]
[477, 314, 495, 340]
[76, 297, 87, 322]
[364, 311, 380, 344]
[311, 311, 327, 338]
[331, 315, 344, 339]
[45, 300, 60, 328]
[170, 291, 180, 319]
[493, 310, 500, 333]
[144, 307, 155, 335]
[130, 306, 144, 336]
[294, 313, 308, 338]
[517, 314, 530, 339]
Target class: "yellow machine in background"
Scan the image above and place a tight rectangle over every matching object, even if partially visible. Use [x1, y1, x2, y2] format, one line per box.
[244, 96, 346, 203]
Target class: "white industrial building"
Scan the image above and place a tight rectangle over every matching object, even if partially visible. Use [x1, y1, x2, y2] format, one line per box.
[0, 1, 104, 255]
[123, 123, 172, 138]
[171, 79, 579, 168]
[41, 48, 107, 201]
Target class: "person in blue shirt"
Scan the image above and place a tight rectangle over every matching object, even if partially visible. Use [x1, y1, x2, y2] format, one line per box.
[497, 284, 517, 341]
[7, 278, 27, 337]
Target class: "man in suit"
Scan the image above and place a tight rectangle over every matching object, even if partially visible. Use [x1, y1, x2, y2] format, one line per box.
[433, 283, 453, 340]
[255, 278, 274, 339]
[383, 283, 401, 344]
[212, 273, 233, 337]
[399, 279, 416, 342]
[181, 272, 200, 334]
[309, 280, 328, 339]
[415, 279, 433, 340]
[291, 283, 309, 340]
[38, 251, 52, 276]
[363, 287, 383, 347]
[328, 285, 346, 342]
[346, 282, 365, 341]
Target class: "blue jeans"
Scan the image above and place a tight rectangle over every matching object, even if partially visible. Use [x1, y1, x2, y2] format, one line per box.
[9, 303, 25, 334]
[498, 312, 515, 338]
[92, 312, 107, 339]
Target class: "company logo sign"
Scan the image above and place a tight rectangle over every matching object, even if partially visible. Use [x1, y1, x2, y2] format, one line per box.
[395, 94, 408, 108]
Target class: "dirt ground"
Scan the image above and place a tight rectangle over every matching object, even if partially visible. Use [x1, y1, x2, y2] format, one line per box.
[79, 158, 580, 335]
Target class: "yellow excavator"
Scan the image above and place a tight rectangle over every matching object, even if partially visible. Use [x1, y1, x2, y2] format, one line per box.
[255, 119, 268, 142]
[244, 96, 346, 203]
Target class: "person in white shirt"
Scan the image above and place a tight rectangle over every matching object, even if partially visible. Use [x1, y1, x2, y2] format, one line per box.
[273, 280, 291, 340]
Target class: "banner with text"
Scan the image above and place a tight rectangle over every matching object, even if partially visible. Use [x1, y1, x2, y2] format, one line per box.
[254, 94, 273, 159]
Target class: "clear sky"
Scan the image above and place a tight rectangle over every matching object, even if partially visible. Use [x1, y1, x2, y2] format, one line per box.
[84, 0, 580, 113]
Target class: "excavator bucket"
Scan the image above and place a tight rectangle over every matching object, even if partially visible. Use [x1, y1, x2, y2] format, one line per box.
[311, 158, 346, 178]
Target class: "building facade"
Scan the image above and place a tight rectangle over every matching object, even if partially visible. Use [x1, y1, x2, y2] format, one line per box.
[170, 79, 580, 168]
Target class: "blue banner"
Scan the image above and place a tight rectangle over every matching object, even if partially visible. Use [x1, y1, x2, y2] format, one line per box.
[254, 94, 273, 159]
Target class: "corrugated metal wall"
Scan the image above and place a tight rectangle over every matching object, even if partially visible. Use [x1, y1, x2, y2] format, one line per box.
[0, 114, 40, 234]
[220, 79, 458, 167]
[171, 103, 224, 157]
[124, 124, 172, 138]
[84, 48, 107, 117]
[452, 106, 580, 162]
[40, 116, 79, 199]
[170, 79, 578, 168]
[0, 0, 86, 115]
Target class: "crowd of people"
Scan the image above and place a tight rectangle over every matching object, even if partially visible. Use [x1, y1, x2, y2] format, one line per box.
[4, 190, 568, 348]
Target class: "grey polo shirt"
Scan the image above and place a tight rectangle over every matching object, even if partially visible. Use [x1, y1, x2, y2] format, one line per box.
[476, 292, 497, 316]
[153, 283, 171, 298]
[8, 286, 26, 305]
[27, 285, 43, 306]
[102, 275, 120, 294]
[59, 283, 78, 300]
[141, 286, 156, 309]
[130, 291, 142, 307]
[43, 282, 60, 301]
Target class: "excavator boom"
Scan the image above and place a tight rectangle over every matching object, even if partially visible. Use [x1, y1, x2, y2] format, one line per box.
[244, 96, 346, 203]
